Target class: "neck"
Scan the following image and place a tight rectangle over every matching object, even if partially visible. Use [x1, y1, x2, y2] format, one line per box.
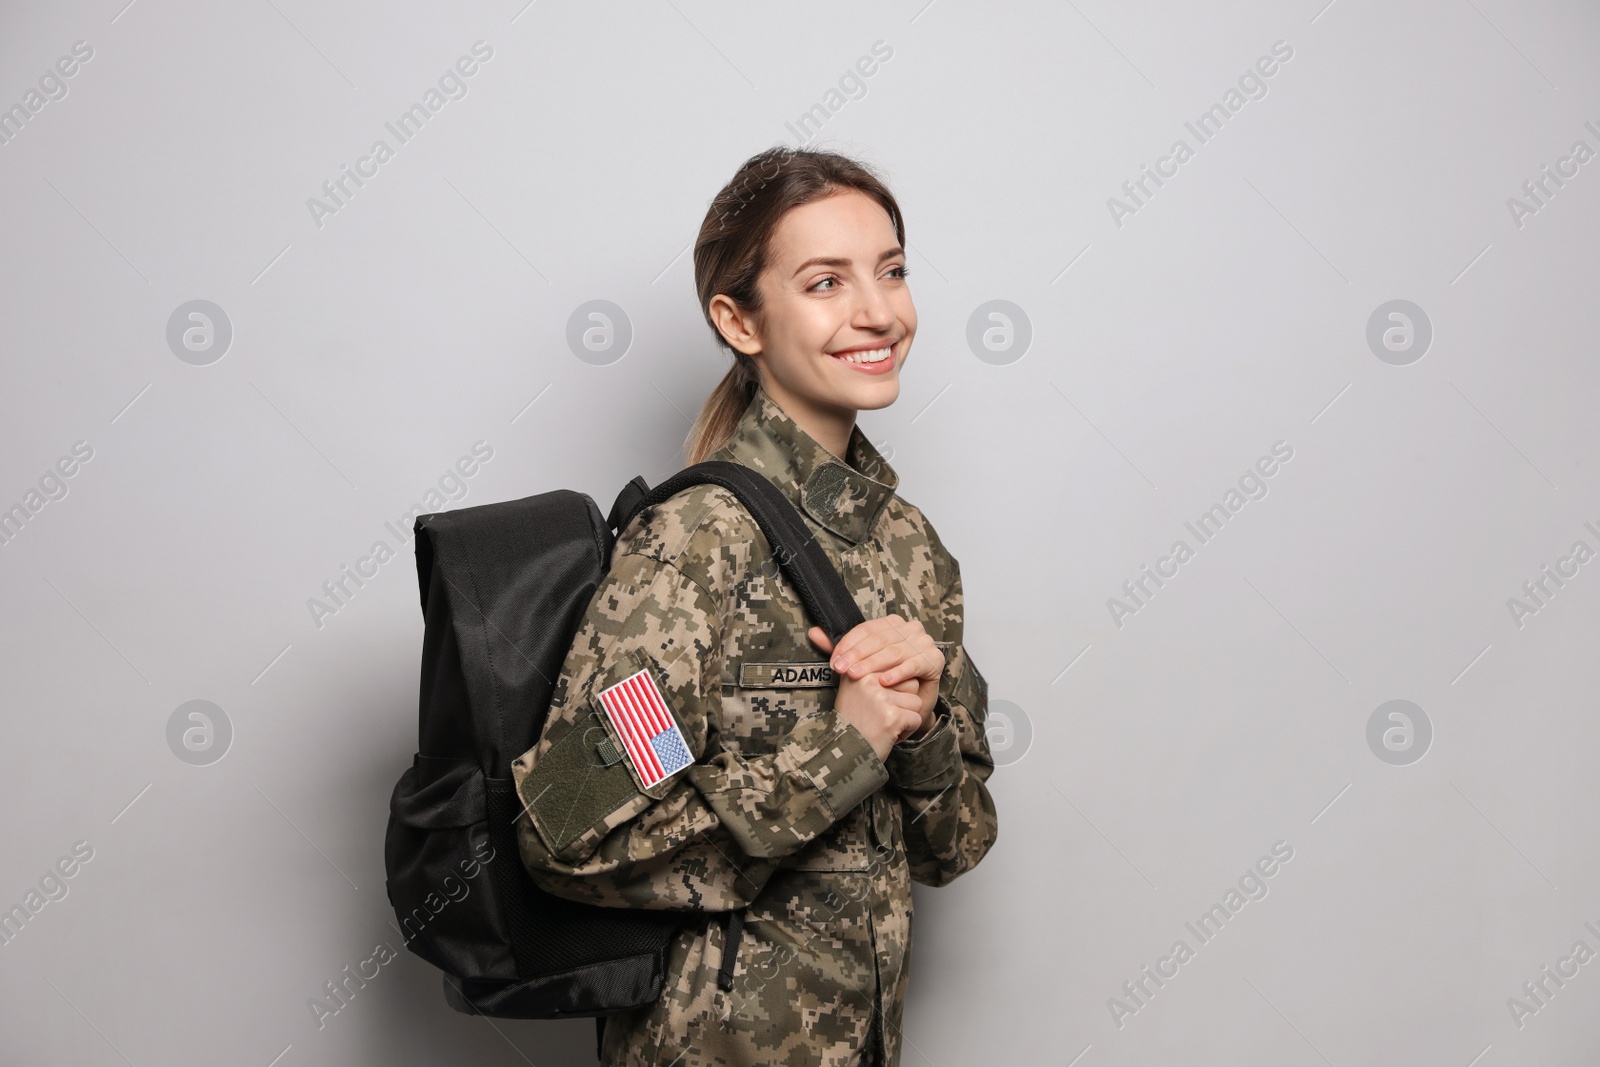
[760, 378, 855, 459]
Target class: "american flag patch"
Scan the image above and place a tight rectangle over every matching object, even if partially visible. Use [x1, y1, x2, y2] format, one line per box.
[596, 668, 694, 789]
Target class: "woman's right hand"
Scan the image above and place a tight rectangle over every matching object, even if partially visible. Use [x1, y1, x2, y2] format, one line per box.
[831, 669, 925, 762]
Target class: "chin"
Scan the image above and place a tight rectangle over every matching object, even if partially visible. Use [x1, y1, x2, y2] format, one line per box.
[818, 366, 901, 414]
[845, 379, 900, 412]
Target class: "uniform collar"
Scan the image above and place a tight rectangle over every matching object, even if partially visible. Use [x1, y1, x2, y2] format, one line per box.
[710, 382, 898, 546]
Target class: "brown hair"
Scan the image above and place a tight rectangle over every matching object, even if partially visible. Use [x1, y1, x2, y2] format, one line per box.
[684, 147, 906, 464]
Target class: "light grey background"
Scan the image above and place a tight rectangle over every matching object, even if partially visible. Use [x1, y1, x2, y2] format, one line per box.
[2, 0, 1597, 1063]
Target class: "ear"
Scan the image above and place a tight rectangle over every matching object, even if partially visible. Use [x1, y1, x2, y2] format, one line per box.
[707, 293, 763, 357]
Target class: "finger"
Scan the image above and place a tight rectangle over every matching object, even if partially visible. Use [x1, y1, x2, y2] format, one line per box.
[916, 640, 946, 681]
[876, 641, 943, 686]
[836, 621, 926, 676]
[829, 618, 896, 667]
[865, 671, 919, 694]
[840, 644, 909, 680]
[833, 613, 908, 660]
[858, 669, 917, 692]
[884, 688, 924, 713]
[807, 626, 834, 655]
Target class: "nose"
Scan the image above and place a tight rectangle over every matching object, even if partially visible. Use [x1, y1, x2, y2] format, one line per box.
[851, 274, 898, 330]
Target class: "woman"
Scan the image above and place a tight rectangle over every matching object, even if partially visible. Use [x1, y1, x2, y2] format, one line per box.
[511, 147, 997, 1066]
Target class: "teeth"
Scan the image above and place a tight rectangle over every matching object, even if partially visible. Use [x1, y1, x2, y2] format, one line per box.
[839, 345, 892, 364]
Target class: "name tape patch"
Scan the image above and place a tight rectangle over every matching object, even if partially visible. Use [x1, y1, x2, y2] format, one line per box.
[596, 669, 694, 789]
[739, 662, 839, 688]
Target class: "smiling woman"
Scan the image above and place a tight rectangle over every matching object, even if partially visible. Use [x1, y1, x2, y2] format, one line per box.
[687, 152, 916, 464]
[512, 148, 997, 1067]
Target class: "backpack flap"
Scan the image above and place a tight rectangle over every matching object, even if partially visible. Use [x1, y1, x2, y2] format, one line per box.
[413, 489, 612, 771]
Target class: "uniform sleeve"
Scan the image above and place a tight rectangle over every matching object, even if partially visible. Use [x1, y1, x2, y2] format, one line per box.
[888, 545, 999, 887]
[511, 529, 889, 912]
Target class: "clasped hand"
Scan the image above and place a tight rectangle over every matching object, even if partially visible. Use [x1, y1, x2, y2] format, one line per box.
[807, 614, 943, 762]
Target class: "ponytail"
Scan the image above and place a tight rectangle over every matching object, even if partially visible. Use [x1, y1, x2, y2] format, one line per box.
[684, 352, 758, 465]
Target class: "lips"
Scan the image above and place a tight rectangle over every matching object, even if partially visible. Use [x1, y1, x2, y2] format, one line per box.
[829, 338, 899, 374]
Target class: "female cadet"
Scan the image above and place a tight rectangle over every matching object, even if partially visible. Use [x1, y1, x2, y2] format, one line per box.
[511, 148, 998, 1067]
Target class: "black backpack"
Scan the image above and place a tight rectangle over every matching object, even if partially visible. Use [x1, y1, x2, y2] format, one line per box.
[383, 460, 867, 1019]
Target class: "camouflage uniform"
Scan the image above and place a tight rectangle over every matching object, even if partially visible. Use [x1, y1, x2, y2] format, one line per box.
[511, 384, 998, 1066]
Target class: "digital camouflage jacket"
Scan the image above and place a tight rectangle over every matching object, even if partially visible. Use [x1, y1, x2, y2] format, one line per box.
[511, 384, 998, 1066]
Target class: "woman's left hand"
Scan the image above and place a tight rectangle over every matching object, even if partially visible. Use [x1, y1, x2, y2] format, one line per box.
[808, 614, 943, 736]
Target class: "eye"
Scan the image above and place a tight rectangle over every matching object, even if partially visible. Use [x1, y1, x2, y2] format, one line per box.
[886, 264, 910, 280]
[808, 275, 839, 292]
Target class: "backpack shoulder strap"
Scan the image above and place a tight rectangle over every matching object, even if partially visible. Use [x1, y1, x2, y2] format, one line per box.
[613, 460, 866, 643]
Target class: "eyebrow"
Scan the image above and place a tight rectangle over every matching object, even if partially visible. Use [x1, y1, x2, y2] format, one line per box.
[790, 247, 905, 278]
